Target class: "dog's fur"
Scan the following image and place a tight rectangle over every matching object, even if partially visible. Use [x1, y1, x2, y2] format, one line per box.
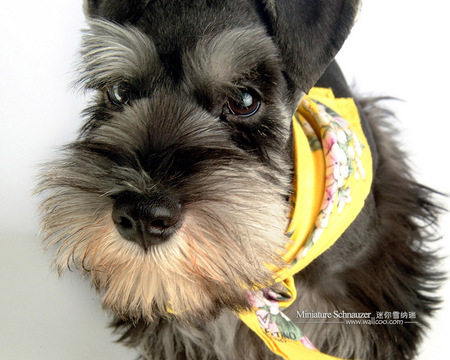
[37, 1, 442, 359]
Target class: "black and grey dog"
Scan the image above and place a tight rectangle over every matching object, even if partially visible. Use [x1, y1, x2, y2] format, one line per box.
[37, 1, 441, 359]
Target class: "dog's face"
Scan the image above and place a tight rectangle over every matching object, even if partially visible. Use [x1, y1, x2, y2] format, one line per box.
[37, 0, 360, 324]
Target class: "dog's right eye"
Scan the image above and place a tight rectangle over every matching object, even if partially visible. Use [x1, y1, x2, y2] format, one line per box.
[227, 91, 260, 117]
[106, 83, 131, 106]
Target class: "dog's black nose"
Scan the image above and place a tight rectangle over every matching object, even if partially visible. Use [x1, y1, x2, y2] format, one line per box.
[112, 191, 181, 247]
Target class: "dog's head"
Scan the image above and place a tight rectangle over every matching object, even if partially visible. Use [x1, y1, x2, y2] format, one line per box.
[38, 0, 360, 323]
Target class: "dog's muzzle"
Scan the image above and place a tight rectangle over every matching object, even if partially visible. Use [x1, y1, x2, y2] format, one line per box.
[112, 191, 182, 248]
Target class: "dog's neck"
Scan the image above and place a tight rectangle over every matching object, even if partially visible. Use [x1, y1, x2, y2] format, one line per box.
[239, 87, 373, 360]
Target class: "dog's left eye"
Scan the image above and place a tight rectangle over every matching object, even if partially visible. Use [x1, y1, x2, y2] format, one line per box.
[106, 83, 130, 106]
[227, 91, 260, 117]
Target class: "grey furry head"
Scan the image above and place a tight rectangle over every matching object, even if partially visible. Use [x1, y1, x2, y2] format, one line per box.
[37, 0, 361, 324]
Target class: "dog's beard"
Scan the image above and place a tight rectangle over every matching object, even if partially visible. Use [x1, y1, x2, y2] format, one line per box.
[37, 158, 291, 323]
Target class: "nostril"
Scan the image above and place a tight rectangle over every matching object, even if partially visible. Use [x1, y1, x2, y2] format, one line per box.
[112, 206, 139, 241]
[150, 219, 168, 230]
[118, 216, 133, 230]
[144, 201, 182, 238]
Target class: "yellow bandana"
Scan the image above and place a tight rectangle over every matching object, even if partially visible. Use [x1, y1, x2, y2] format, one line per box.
[238, 88, 373, 360]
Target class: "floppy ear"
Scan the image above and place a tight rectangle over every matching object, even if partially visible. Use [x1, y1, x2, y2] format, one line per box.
[261, 0, 361, 94]
[83, 0, 146, 23]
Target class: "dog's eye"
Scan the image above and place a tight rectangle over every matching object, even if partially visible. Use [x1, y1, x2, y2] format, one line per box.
[227, 91, 260, 117]
[106, 83, 130, 106]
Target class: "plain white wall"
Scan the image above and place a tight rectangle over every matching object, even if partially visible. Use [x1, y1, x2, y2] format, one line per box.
[0, 1, 449, 359]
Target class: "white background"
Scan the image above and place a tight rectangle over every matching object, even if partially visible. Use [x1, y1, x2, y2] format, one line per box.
[0, 1, 449, 359]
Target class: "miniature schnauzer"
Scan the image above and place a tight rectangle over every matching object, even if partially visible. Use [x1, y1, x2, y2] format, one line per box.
[37, 1, 441, 359]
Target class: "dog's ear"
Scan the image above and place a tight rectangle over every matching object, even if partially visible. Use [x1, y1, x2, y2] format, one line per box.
[260, 0, 361, 94]
[83, 0, 359, 94]
[83, 0, 146, 23]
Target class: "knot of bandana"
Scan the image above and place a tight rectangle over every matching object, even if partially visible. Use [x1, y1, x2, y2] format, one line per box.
[237, 88, 373, 360]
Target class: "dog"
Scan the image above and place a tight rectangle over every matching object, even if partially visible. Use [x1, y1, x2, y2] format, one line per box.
[36, 1, 442, 359]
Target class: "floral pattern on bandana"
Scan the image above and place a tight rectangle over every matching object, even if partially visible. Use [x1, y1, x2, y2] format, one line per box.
[247, 289, 316, 350]
[297, 97, 366, 256]
[245, 94, 368, 356]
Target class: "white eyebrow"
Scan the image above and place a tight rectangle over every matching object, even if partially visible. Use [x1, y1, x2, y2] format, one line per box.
[183, 26, 279, 87]
[77, 19, 158, 89]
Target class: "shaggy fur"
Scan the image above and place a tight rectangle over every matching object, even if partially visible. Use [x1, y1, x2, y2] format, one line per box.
[36, 1, 441, 359]
[106, 85, 442, 360]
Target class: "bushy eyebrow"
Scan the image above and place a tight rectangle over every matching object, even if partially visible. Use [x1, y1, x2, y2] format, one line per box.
[75, 20, 282, 104]
[182, 27, 281, 94]
[76, 19, 159, 90]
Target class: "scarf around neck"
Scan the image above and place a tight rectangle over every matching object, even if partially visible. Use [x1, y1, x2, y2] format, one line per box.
[237, 87, 373, 360]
